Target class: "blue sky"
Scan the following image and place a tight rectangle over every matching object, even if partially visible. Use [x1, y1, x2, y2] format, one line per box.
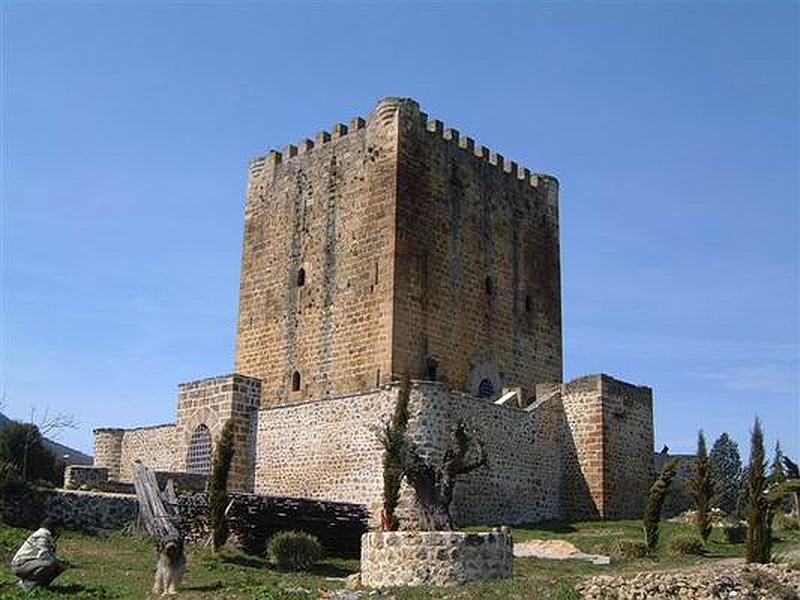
[2, 2, 797, 461]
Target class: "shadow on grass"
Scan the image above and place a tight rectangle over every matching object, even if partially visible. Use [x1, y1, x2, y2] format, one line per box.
[182, 582, 225, 592]
[46, 582, 107, 595]
[516, 521, 579, 534]
[306, 563, 355, 578]
[218, 554, 354, 578]
[220, 554, 268, 569]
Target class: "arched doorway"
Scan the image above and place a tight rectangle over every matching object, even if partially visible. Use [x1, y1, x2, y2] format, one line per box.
[186, 424, 212, 474]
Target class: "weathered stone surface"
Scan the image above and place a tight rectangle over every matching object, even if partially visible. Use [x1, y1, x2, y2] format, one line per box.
[235, 97, 560, 405]
[577, 562, 800, 600]
[360, 530, 513, 588]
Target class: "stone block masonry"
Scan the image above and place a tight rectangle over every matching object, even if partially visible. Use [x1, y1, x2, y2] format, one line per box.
[235, 97, 561, 406]
[540, 374, 654, 520]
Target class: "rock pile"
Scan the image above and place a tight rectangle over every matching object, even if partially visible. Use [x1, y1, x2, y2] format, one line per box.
[577, 563, 800, 599]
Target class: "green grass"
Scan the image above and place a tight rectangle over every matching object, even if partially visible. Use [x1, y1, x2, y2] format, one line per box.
[0, 520, 797, 599]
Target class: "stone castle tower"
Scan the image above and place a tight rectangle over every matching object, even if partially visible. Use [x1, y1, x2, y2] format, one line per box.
[236, 97, 561, 406]
[91, 98, 654, 524]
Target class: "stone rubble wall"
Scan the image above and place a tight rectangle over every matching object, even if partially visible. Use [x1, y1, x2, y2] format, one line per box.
[577, 563, 800, 600]
[360, 530, 513, 588]
[64, 465, 110, 489]
[255, 380, 563, 527]
[43, 489, 139, 532]
[64, 465, 207, 494]
[406, 384, 563, 526]
[177, 492, 368, 557]
[1, 489, 138, 532]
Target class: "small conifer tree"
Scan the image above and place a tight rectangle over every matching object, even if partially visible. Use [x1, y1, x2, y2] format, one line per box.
[770, 441, 787, 486]
[380, 373, 410, 531]
[209, 420, 236, 552]
[643, 459, 678, 552]
[689, 430, 715, 542]
[745, 417, 770, 563]
[710, 432, 742, 515]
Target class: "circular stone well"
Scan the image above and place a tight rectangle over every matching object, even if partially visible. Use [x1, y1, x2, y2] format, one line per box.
[360, 530, 513, 587]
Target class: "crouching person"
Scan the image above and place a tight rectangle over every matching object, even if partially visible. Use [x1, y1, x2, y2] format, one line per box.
[10, 517, 67, 592]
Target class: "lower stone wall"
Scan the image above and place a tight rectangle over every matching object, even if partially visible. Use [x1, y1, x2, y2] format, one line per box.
[253, 389, 397, 517]
[65, 465, 207, 495]
[407, 385, 562, 526]
[0, 488, 138, 532]
[44, 489, 139, 532]
[254, 381, 563, 528]
[64, 466, 110, 490]
[360, 530, 513, 587]
[177, 492, 368, 557]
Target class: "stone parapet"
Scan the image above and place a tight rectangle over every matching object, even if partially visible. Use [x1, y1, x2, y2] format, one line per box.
[360, 530, 513, 587]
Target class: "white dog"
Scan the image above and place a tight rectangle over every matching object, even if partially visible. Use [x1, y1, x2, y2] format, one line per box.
[152, 535, 186, 596]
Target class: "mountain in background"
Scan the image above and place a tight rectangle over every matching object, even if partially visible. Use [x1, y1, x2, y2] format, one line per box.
[0, 411, 93, 466]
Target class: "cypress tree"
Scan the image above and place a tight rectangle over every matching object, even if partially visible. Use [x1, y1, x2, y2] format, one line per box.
[643, 459, 678, 552]
[745, 417, 770, 563]
[380, 373, 411, 531]
[690, 430, 715, 542]
[209, 420, 236, 552]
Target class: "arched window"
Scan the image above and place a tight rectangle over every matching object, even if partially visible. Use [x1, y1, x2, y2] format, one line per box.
[425, 357, 439, 381]
[297, 268, 306, 287]
[186, 424, 212, 475]
[291, 370, 301, 392]
[478, 378, 495, 399]
[485, 276, 494, 296]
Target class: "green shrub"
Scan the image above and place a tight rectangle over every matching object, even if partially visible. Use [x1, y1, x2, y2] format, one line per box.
[669, 534, 705, 556]
[722, 524, 747, 543]
[267, 531, 322, 571]
[774, 513, 799, 531]
[615, 538, 649, 559]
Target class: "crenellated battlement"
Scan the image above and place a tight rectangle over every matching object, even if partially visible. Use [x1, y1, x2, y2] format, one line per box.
[415, 105, 557, 192]
[248, 98, 558, 196]
[248, 113, 368, 180]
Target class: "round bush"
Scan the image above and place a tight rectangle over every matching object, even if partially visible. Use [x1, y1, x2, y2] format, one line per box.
[267, 531, 322, 571]
[668, 534, 705, 556]
[615, 539, 648, 560]
[774, 513, 799, 531]
[722, 524, 747, 544]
